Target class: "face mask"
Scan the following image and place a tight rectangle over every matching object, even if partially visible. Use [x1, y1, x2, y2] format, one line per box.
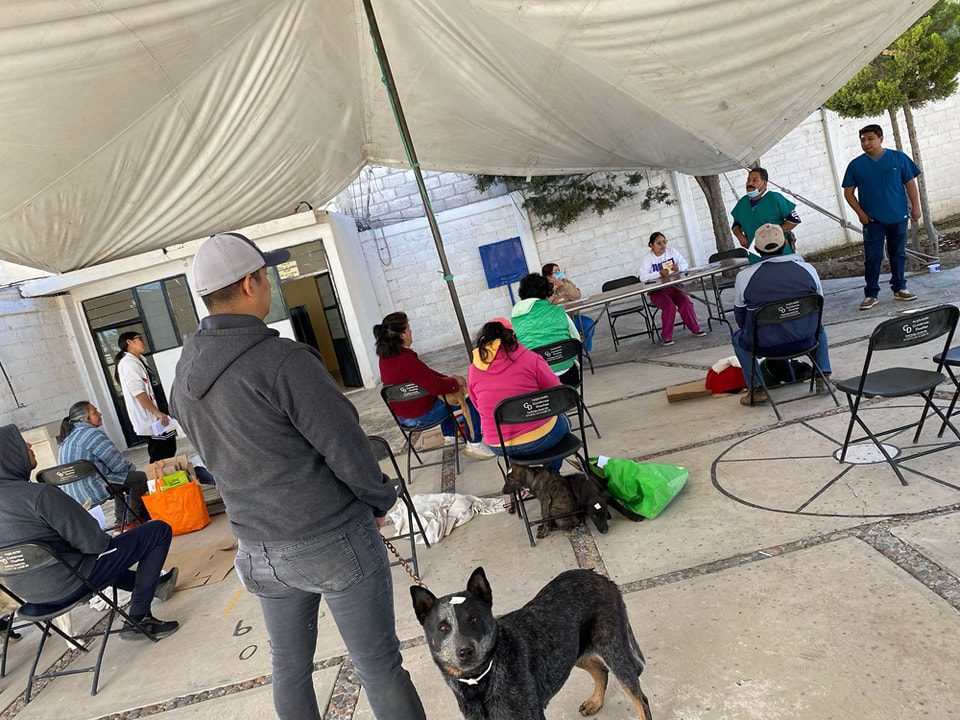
[746, 189, 760, 199]
[553, 271, 565, 280]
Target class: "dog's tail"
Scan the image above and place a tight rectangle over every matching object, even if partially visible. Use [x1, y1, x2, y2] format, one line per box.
[625, 619, 646, 674]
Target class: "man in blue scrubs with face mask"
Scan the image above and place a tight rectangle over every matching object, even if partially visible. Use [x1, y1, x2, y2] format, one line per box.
[731, 167, 802, 264]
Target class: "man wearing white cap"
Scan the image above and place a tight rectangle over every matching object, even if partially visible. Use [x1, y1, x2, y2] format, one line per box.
[731, 224, 832, 407]
[170, 233, 425, 720]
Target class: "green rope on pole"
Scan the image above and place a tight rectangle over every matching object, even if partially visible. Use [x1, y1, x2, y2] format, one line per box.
[442, 274, 454, 281]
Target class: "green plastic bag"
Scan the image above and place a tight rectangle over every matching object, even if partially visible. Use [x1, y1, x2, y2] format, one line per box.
[588, 456, 687, 519]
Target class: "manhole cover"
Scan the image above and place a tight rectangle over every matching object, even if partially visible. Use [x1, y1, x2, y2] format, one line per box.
[832, 442, 901, 465]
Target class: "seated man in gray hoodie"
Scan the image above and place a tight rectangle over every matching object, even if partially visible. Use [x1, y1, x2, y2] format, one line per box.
[0, 424, 179, 639]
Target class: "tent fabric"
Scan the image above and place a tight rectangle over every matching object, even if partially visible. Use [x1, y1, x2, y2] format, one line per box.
[0, 0, 935, 273]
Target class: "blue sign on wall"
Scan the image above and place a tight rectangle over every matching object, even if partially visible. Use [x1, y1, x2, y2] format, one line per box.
[479, 237, 528, 290]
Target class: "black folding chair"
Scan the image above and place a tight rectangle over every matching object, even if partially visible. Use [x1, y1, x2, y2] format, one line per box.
[530, 339, 600, 439]
[836, 305, 960, 485]
[381, 384, 463, 483]
[704, 247, 749, 321]
[0, 543, 157, 703]
[367, 436, 431, 577]
[36, 461, 144, 530]
[744, 294, 839, 421]
[601, 276, 658, 350]
[932, 345, 960, 438]
[493, 386, 592, 546]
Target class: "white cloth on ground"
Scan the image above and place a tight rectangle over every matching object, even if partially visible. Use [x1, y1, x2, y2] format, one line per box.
[388, 493, 505, 545]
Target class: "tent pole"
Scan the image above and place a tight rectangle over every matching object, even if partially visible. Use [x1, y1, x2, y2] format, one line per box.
[361, 0, 474, 358]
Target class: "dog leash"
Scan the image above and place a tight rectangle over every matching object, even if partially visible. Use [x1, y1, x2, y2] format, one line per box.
[381, 537, 429, 590]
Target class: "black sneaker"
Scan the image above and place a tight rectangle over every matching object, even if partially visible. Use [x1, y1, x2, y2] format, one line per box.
[154, 567, 179, 602]
[120, 613, 180, 641]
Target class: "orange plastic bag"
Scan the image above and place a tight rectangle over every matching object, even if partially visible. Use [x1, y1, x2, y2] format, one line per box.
[143, 482, 211, 536]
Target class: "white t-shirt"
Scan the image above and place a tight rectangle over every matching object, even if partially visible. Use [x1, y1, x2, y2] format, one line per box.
[639, 248, 690, 283]
[117, 353, 157, 437]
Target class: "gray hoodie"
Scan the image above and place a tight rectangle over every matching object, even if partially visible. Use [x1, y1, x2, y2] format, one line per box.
[0, 424, 110, 603]
[170, 315, 396, 542]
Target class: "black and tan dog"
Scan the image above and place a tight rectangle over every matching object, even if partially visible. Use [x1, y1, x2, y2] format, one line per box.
[412, 567, 653, 720]
[501, 465, 581, 538]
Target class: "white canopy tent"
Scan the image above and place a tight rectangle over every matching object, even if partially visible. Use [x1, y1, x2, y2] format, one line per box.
[0, 0, 934, 273]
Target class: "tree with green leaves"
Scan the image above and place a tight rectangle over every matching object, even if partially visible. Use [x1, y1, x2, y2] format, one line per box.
[826, 2, 960, 256]
[474, 172, 672, 233]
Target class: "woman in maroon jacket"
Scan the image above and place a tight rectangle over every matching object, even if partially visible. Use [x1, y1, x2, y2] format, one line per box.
[375, 312, 493, 460]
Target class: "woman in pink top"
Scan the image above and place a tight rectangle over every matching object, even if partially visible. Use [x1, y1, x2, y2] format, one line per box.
[467, 318, 567, 471]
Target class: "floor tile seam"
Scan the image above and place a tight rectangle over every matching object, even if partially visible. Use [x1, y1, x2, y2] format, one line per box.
[323, 659, 360, 720]
[615, 504, 960, 598]
[636, 357, 713, 370]
[858, 527, 960, 612]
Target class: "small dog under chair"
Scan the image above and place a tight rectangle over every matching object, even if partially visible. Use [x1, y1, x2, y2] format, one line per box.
[412, 566, 653, 720]
[500, 465, 612, 539]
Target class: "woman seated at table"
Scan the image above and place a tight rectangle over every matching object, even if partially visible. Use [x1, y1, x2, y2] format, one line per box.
[542, 262, 596, 352]
[639, 231, 707, 346]
[467, 318, 568, 471]
[511, 273, 582, 386]
[375, 312, 493, 460]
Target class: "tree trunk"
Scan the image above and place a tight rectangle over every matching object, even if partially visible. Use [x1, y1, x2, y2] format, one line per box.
[890, 107, 922, 251]
[902, 101, 940, 256]
[694, 175, 735, 254]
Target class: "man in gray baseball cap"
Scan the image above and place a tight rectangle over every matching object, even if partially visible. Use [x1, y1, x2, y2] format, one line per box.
[171, 233, 425, 720]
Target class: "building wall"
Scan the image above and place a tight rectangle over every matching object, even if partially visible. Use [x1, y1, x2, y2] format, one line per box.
[0, 287, 87, 432]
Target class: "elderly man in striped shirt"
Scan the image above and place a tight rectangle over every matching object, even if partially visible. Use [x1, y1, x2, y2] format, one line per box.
[57, 401, 150, 531]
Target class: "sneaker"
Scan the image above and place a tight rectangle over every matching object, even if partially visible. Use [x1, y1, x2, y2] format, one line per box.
[815, 374, 832, 394]
[463, 442, 495, 460]
[120, 613, 180, 641]
[0, 617, 21, 642]
[740, 388, 769, 406]
[859, 297, 879, 311]
[894, 289, 918, 302]
[442, 435, 456, 446]
[693, 330, 708, 337]
[113, 518, 144, 535]
[661, 339, 675, 346]
[154, 567, 179, 603]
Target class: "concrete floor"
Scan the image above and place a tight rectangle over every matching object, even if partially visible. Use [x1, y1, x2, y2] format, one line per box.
[3, 268, 960, 720]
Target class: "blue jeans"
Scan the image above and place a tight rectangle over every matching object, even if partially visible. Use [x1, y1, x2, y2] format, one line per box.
[490, 414, 571, 471]
[732, 327, 832, 389]
[398, 397, 482, 443]
[572, 315, 596, 352]
[863, 220, 908, 297]
[236, 512, 425, 720]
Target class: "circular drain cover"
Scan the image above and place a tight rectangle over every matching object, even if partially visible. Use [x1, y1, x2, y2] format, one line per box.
[833, 442, 901, 465]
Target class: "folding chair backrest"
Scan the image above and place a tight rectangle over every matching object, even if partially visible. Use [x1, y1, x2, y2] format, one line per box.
[530, 338, 582, 368]
[381, 383, 432, 404]
[36, 460, 104, 487]
[754, 294, 822, 327]
[0, 543, 58, 578]
[708, 247, 749, 263]
[366, 434, 403, 479]
[494, 386, 580, 425]
[869, 305, 960, 352]
[602, 275, 641, 293]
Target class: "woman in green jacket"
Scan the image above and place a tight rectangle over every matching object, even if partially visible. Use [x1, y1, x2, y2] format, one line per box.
[511, 273, 581, 386]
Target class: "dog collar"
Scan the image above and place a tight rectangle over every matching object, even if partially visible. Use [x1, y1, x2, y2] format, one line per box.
[457, 658, 494, 685]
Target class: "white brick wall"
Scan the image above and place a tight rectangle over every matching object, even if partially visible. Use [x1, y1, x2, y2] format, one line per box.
[0, 287, 86, 431]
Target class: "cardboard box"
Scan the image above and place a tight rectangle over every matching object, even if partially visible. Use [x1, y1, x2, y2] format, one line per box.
[665, 380, 711, 402]
[145, 454, 197, 484]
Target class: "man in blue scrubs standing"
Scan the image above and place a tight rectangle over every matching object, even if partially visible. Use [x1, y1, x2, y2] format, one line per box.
[842, 124, 921, 310]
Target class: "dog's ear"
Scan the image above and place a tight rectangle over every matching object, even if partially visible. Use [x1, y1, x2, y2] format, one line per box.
[410, 586, 437, 624]
[466, 567, 493, 606]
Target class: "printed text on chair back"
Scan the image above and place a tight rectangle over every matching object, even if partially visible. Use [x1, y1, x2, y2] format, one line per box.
[0, 544, 58, 577]
[494, 386, 579, 425]
[870, 305, 960, 351]
[755, 295, 822, 327]
[382, 383, 432, 403]
[531, 339, 582, 367]
[36, 460, 103, 487]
